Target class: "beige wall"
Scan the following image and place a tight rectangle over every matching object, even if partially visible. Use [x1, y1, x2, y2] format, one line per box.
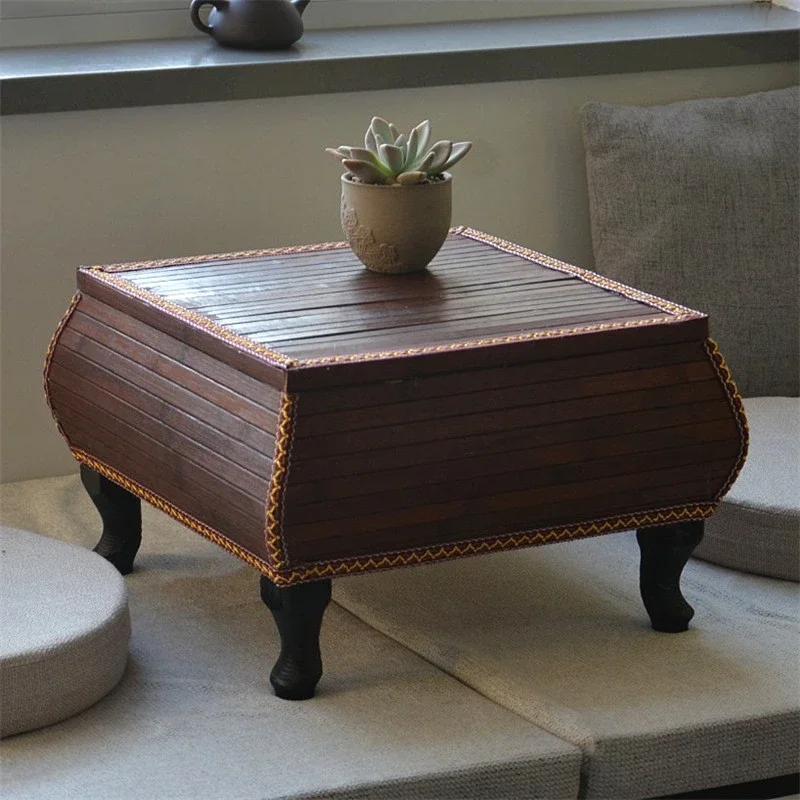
[1, 61, 796, 482]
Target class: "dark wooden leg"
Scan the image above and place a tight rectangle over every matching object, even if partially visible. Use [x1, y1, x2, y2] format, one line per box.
[80, 464, 142, 575]
[260, 576, 332, 701]
[637, 521, 704, 633]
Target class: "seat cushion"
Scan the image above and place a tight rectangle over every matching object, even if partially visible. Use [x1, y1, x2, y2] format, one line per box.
[0, 526, 130, 738]
[581, 86, 799, 398]
[694, 397, 799, 581]
[0, 476, 582, 800]
[333, 532, 800, 799]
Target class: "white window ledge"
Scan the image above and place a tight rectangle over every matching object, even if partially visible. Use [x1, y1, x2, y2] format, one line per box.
[0, 4, 797, 115]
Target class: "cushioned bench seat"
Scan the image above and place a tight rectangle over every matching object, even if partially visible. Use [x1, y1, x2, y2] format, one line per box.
[695, 397, 800, 581]
[334, 532, 800, 799]
[0, 475, 582, 800]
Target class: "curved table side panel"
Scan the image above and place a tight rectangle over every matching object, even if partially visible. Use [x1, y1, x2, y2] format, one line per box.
[44, 293, 278, 568]
[274, 337, 746, 582]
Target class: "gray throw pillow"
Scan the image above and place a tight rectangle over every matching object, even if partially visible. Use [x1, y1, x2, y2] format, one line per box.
[581, 86, 799, 398]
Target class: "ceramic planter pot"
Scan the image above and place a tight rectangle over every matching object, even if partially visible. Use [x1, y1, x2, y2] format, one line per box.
[340, 173, 452, 274]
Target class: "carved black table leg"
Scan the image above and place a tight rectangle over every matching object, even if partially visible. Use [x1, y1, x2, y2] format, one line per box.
[637, 521, 704, 633]
[80, 464, 142, 575]
[260, 576, 332, 701]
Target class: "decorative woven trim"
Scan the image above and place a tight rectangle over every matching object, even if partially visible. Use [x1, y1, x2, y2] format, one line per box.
[458, 227, 702, 319]
[90, 240, 350, 273]
[64, 443, 721, 588]
[88, 224, 697, 324]
[87, 270, 292, 368]
[47, 353, 742, 589]
[63, 446, 719, 587]
[263, 341, 745, 585]
[295, 316, 681, 367]
[704, 338, 749, 501]
[71, 449, 275, 576]
[264, 393, 297, 570]
[51, 233, 740, 587]
[272, 502, 716, 586]
[78, 228, 701, 372]
[43, 292, 82, 441]
[292, 227, 702, 367]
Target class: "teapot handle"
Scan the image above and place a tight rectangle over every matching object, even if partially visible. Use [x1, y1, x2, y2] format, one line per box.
[190, 0, 223, 34]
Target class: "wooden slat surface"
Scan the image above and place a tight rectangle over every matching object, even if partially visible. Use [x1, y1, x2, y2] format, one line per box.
[235, 284, 623, 338]
[295, 344, 711, 422]
[294, 361, 712, 438]
[111, 234, 678, 367]
[55, 232, 741, 578]
[50, 350, 271, 480]
[280, 332, 742, 566]
[48, 296, 277, 561]
[59, 324, 277, 440]
[191, 272, 573, 320]
[271, 307, 668, 358]
[288, 398, 734, 483]
[77, 270, 287, 389]
[77, 295, 283, 413]
[284, 440, 740, 528]
[286, 461, 734, 564]
[291, 380, 725, 460]
[283, 317, 709, 391]
[288, 418, 739, 504]
[50, 389, 264, 537]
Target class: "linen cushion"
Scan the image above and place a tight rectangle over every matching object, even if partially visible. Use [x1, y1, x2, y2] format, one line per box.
[581, 86, 799, 398]
[0, 526, 130, 738]
[0, 475, 582, 800]
[333, 532, 800, 799]
[694, 397, 799, 581]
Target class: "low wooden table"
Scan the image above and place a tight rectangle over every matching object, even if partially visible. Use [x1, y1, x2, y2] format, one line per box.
[45, 228, 747, 699]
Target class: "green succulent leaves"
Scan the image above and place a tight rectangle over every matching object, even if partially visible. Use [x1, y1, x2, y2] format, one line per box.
[379, 143, 406, 175]
[326, 117, 472, 185]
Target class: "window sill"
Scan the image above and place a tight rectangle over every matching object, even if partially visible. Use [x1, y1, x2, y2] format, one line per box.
[0, 4, 797, 115]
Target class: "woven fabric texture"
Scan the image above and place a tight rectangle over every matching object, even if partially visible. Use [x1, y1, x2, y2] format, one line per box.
[334, 531, 800, 799]
[0, 527, 130, 738]
[695, 397, 799, 581]
[581, 85, 799, 398]
[0, 475, 581, 800]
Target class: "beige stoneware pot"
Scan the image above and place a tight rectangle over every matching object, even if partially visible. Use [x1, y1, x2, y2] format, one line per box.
[340, 173, 452, 274]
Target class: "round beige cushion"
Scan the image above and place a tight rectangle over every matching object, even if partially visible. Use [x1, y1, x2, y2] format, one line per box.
[694, 397, 799, 581]
[0, 527, 130, 738]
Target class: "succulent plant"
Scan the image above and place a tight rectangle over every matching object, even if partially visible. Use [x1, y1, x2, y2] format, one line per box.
[327, 117, 472, 185]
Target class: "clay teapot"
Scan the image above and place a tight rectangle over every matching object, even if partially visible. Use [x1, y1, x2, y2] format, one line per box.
[190, 0, 310, 50]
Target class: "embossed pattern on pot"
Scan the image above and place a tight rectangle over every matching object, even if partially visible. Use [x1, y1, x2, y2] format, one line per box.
[340, 173, 452, 273]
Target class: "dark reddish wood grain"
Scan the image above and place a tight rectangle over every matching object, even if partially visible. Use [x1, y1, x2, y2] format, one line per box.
[230, 283, 625, 338]
[108, 234, 685, 378]
[287, 417, 739, 504]
[47, 293, 278, 561]
[291, 380, 725, 460]
[293, 340, 707, 413]
[283, 319, 709, 392]
[284, 440, 741, 528]
[77, 295, 283, 412]
[55, 395, 265, 544]
[57, 326, 276, 442]
[46, 231, 744, 580]
[285, 463, 734, 564]
[279, 332, 739, 565]
[78, 270, 287, 390]
[49, 352, 272, 479]
[295, 360, 712, 437]
[286, 399, 735, 483]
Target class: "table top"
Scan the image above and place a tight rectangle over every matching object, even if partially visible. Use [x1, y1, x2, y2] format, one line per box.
[78, 227, 706, 391]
